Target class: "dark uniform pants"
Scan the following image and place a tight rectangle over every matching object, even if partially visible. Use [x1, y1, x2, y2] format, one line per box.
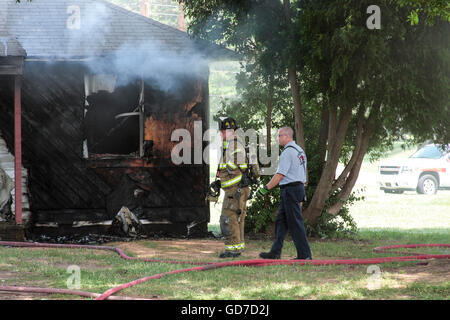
[270, 184, 312, 259]
[220, 186, 250, 252]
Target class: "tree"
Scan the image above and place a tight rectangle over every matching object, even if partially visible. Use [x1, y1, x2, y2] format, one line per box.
[297, 0, 449, 224]
[396, 0, 450, 25]
[180, 0, 449, 229]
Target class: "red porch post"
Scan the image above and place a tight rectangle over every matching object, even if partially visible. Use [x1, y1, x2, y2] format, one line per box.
[14, 75, 22, 225]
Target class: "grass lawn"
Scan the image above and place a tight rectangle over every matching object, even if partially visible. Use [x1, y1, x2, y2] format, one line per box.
[0, 142, 448, 300]
[1, 228, 448, 300]
[1, 180, 449, 300]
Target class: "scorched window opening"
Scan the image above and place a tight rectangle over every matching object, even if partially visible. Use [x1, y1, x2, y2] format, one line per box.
[83, 74, 145, 159]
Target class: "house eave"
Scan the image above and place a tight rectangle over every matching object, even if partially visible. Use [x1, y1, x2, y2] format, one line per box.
[0, 56, 25, 75]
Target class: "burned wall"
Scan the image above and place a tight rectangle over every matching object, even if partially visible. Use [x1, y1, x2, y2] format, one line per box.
[143, 74, 205, 161]
[0, 62, 103, 212]
[0, 60, 210, 237]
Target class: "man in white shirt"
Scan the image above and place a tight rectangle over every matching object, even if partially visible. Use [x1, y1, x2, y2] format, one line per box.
[257, 127, 312, 260]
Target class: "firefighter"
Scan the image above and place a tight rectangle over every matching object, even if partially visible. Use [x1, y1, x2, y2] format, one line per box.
[216, 117, 251, 258]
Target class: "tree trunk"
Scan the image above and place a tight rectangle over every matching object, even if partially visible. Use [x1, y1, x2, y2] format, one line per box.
[303, 106, 353, 225]
[327, 104, 380, 215]
[317, 98, 330, 168]
[266, 79, 274, 149]
[331, 105, 365, 192]
[309, 97, 329, 186]
[283, 0, 305, 150]
[318, 97, 330, 166]
[327, 132, 370, 215]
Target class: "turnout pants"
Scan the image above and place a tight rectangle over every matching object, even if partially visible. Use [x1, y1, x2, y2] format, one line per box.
[220, 186, 250, 252]
[270, 183, 312, 259]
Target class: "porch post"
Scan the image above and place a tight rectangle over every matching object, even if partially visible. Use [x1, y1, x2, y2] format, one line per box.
[14, 75, 22, 225]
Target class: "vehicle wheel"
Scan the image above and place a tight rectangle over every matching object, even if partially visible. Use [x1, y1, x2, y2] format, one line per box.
[417, 174, 438, 195]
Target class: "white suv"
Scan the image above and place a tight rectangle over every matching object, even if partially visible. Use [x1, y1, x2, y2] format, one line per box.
[377, 144, 450, 194]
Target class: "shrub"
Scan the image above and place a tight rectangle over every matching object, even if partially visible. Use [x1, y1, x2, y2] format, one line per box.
[245, 179, 362, 239]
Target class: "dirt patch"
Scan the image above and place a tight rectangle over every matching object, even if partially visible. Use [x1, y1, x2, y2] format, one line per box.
[0, 291, 49, 300]
[0, 270, 50, 300]
[109, 238, 264, 262]
[27, 258, 110, 272]
[383, 259, 450, 285]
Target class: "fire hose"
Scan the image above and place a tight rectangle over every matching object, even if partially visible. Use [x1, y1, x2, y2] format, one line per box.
[0, 241, 448, 300]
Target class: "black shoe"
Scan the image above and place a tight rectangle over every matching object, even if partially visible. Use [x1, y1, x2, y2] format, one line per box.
[291, 256, 312, 260]
[219, 251, 241, 259]
[259, 252, 281, 259]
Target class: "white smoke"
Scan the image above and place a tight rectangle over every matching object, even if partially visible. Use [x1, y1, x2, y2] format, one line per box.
[66, 1, 112, 56]
[64, 1, 211, 92]
[86, 40, 210, 92]
[6, 0, 211, 92]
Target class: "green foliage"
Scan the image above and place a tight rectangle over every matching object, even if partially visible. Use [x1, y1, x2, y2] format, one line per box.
[209, 61, 241, 125]
[184, 0, 449, 145]
[213, 69, 292, 132]
[245, 176, 361, 238]
[396, 0, 450, 25]
[299, 0, 450, 144]
[407, 9, 420, 25]
[244, 177, 279, 234]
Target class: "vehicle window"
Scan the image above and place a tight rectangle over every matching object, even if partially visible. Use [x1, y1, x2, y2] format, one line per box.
[410, 146, 443, 159]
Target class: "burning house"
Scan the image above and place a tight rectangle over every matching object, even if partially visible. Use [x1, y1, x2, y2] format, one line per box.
[0, 0, 233, 239]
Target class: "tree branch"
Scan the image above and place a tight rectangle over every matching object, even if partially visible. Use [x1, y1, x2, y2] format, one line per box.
[327, 106, 337, 153]
[331, 104, 366, 192]
[303, 105, 353, 225]
[327, 103, 381, 215]
[308, 97, 330, 186]
[266, 78, 274, 149]
[318, 100, 329, 164]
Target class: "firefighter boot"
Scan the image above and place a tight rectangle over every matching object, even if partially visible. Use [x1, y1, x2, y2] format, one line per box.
[219, 251, 241, 258]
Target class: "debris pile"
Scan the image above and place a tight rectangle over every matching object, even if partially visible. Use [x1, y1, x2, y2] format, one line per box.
[29, 233, 147, 245]
[111, 206, 143, 238]
[0, 167, 13, 222]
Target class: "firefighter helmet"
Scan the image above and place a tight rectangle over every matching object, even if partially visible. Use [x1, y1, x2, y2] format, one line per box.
[218, 117, 238, 130]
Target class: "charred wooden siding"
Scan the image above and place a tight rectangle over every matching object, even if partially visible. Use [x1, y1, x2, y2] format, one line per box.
[0, 61, 210, 237]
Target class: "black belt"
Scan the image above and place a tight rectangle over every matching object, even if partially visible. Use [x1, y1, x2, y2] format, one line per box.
[280, 181, 303, 189]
